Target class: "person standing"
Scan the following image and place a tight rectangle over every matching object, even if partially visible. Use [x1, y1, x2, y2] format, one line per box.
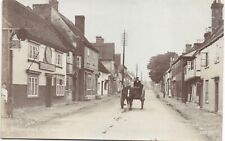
[1, 83, 8, 118]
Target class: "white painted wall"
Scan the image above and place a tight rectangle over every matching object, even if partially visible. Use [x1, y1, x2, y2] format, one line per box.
[200, 36, 223, 113]
[12, 39, 67, 86]
[97, 72, 109, 96]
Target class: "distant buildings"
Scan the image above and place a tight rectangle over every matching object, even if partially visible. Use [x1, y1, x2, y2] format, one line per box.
[162, 0, 224, 114]
[93, 36, 119, 95]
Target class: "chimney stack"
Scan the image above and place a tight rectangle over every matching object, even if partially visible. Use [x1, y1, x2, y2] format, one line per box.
[49, 0, 58, 11]
[75, 16, 85, 35]
[204, 32, 211, 42]
[211, 0, 223, 32]
[185, 44, 192, 53]
[96, 36, 104, 44]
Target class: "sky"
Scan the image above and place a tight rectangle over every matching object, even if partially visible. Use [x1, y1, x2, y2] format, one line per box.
[17, 0, 216, 81]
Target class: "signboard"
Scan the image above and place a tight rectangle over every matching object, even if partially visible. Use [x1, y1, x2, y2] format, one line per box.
[45, 47, 52, 64]
[39, 62, 56, 72]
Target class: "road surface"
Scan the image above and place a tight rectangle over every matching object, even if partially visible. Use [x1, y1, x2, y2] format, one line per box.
[2, 89, 208, 141]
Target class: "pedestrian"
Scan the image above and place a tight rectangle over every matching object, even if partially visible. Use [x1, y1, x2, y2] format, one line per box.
[1, 83, 8, 118]
[6, 96, 13, 118]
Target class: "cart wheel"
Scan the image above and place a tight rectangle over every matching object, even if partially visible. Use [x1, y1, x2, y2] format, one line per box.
[120, 97, 124, 109]
[128, 99, 132, 110]
[141, 99, 144, 109]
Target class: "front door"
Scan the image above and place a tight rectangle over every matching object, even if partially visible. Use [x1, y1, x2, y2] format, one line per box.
[197, 82, 203, 108]
[46, 76, 52, 107]
[215, 80, 219, 112]
[101, 81, 104, 96]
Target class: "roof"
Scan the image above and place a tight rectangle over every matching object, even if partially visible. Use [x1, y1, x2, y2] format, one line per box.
[99, 61, 110, 74]
[3, 0, 68, 52]
[198, 25, 224, 53]
[114, 54, 121, 66]
[59, 14, 99, 52]
[93, 43, 115, 60]
[182, 50, 195, 57]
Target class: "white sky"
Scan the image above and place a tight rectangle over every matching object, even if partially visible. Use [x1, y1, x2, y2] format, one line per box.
[17, 0, 216, 81]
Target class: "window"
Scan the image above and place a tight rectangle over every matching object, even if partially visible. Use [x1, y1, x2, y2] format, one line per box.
[205, 52, 209, 67]
[191, 60, 194, 70]
[55, 52, 62, 67]
[201, 52, 208, 67]
[27, 76, 39, 97]
[86, 73, 92, 91]
[56, 76, 65, 96]
[28, 42, 39, 60]
[205, 80, 209, 104]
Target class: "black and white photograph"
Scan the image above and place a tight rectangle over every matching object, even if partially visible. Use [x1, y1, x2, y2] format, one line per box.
[1, 0, 224, 140]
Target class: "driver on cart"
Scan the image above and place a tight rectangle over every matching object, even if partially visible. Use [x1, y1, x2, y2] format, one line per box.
[133, 77, 141, 88]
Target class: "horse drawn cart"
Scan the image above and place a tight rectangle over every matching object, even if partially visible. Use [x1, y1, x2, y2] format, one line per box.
[121, 86, 145, 110]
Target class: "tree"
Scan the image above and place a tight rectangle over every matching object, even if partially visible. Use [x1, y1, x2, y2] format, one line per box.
[147, 52, 178, 83]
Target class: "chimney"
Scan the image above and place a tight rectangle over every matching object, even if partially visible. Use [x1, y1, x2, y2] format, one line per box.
[185, 44, 192, 53]
[96, 36, 104, 44]
[204, 32, 211, 42]
[75, 15, 85, 35]
[33, 4, 51, 20]
[193, 42, 203, 50]
[211, 0, 223, 32]
[49, 0, 58, 11]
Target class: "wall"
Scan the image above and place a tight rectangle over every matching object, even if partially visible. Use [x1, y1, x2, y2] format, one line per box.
[200, 36, 223, 113]
[2, 30, 10, 88]
[11, 39, 67, 107]
[97, 72, 109, 96]
[83, 47, 98, 71]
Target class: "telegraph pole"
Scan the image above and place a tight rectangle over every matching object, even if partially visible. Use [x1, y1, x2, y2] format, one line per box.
[136, 64, 138, 78]
[121, 30, 127, 86]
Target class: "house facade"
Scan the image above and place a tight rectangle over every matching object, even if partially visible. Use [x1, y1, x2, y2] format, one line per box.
[33, 1, 99, 101]
[2, 0, 70, 108]
[163, 0, 224, 114]
[163, 69, 172, 97]
[97, 62, 110, 96]
[93, 36, 117, 95]
[198, 27, 223, 113]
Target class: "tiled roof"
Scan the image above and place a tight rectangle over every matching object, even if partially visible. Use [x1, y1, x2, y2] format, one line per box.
[198, 25, 224, 52]
[99, 61, 110, 74]
[93, 43, 115, 61]
[59, 14, 99, 52]
[115, 54, 121, 66]
[3, 0, 68, 52]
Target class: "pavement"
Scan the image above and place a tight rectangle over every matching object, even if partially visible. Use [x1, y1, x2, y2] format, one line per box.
[1, 88, 210, 141]
[1, 94, 117, 130]
[153, 87, 222, 141]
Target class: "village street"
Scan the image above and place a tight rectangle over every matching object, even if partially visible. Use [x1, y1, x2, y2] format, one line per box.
[2, 88, 208, 141]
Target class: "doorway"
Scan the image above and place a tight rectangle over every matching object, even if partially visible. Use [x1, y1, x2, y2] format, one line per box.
[215, 78, 219, 112]
[197, 81, 203, 108]
[46, 75, 52, 107]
